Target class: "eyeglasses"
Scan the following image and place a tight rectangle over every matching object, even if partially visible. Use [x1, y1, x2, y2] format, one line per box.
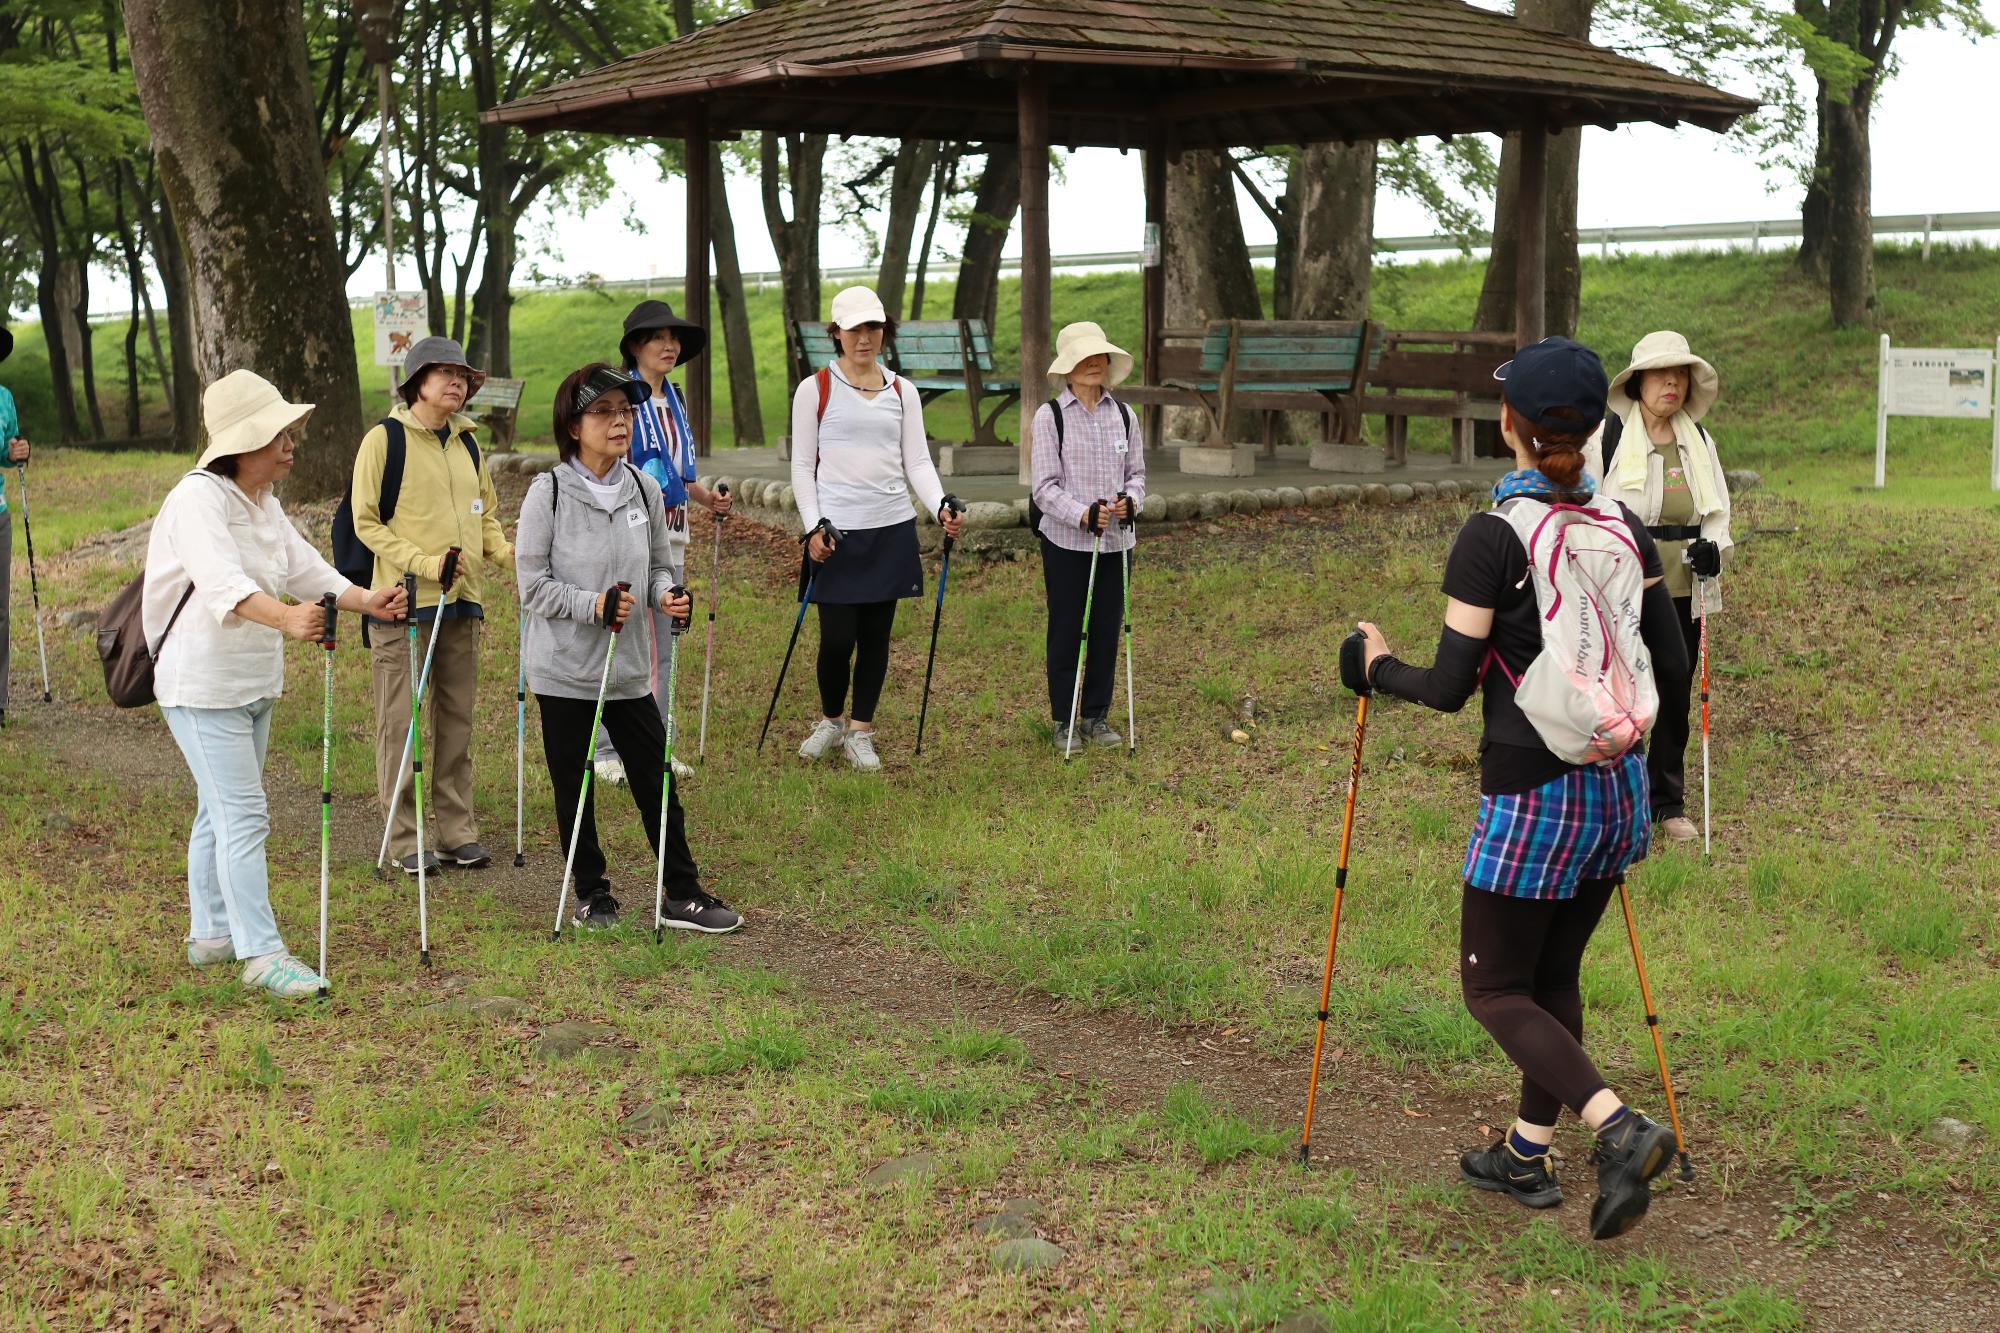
[584, 404, 635, 422]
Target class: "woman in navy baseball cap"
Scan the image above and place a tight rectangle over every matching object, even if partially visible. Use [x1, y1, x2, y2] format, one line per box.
[1351, 336, 1692, 1240]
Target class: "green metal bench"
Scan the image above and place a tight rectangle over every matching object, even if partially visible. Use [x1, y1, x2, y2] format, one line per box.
[789, 318, 1021, 448]
[1121, 319, 1380, 450]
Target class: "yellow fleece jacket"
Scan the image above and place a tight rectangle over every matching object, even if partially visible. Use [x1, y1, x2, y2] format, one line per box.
[350, 402, 513, 612]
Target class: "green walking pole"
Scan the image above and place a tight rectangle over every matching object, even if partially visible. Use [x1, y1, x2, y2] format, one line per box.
[315, 593, 337, 996]
[1116, 490, 1136, 758]
[1062, 501, 1106, 762]
[405, 573, 433, 967]
[654, 586, 691, 943]
[553, 582, 633, 940]
[15, 463, 51, 703]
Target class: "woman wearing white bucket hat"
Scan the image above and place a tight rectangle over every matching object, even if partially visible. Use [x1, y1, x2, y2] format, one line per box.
[787, 285, 964, 770]
[144, 370, 408, 997]
[1588, 331, 1731, 842]
[1029, 322, 1145, 751]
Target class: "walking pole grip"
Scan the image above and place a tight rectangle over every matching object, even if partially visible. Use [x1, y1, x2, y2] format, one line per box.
[1117, 490, 1134, 530]
[318, 593, 339, 648]
[602, 580, 634, 631]
[668, 585, 691, 633]
[939, 493, 964, 553]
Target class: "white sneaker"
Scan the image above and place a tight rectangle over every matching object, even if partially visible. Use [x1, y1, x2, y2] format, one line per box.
[798, 718, 845, 761]
[671, 755, 694, 781]
[595, 757, 628, 787]
[187, 936, 236, 967]
[241, 952, 328, 998]
[841, 729, 882, 771]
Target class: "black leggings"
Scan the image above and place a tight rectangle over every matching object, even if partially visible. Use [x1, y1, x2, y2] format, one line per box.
[816, 600, 897, 723]
[1459, 879, 1617, 1127]
[536, 693, 701, 907]
[1648, 595, 1702, 820]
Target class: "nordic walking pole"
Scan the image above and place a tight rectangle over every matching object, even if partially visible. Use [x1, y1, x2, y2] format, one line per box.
[315, 593, 337, 997]
[1300, 629, 1372, 1165]
[14, 464, 51, 702]
[1117, 491, 1137, 759]
[1616, 878, 1696, 1182]
[697, 483, 728, 762]
[1698, 612, 1711, 861]
[1063, 502, 1106, 762]
[553, 581, 632, 940]
[374, 548, 460, 875]
[654, 586, 691, 943]
[757, 519, 841, 753]
[514, 612, 527, 867]
[914, 494, 964, 757]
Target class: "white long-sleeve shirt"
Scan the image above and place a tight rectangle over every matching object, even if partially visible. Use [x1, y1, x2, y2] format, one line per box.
[789, 367, 946, 532]
[142, 471, 351, 709]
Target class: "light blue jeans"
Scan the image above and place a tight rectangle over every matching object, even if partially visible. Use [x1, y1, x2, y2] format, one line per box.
[162, 699, 284, 959]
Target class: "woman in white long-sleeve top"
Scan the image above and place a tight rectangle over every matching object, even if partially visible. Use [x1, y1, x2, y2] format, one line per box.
[146, 371, 406, 997]
[788, 286, 965, 771]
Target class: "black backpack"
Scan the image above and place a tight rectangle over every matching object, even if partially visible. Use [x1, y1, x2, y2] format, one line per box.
[1027, 396, 1133, 536]
[329, 417, 479, 642]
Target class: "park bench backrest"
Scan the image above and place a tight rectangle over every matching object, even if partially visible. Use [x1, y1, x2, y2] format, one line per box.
[1366, 330, 1514, 398]
[1202, 319, 1374, 392]
[892, 319, 999, 377]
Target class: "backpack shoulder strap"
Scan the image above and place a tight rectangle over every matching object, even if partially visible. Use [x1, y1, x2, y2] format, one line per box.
[1118, 401, 1133, 441]
[815, 367, 832, 424]
[1047, 397, 1065, 452]
[457, 427, 481, 477]
[378, 417, 407, 524]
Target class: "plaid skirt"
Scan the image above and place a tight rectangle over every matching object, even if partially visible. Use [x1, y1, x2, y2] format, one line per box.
[1462, 752, 1651, 900]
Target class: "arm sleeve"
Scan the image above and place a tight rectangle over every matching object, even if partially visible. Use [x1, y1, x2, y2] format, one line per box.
[350, 425, 441, 581]
[1029, 403, 1086, 532]
[515, 477, 597, 625]
[1699, 428, 1734, 563]
[174, 482, 265, 624]
[1368, 625, 1489, 714]
[1122, 409, 1147, 511]
[478, 457, 512, 566]
[280, 507, 353, 604]
[898, 381, 946, 519]
[0, 386, 17, 440]
[789, 378, 823, 531]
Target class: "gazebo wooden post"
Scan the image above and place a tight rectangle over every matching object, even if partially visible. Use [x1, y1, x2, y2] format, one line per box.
[685, 106, 713, 453]
[1141, 118, 1168, 451]
[1514, 123, 1548, 347]
[1016, 73, 1051, 483]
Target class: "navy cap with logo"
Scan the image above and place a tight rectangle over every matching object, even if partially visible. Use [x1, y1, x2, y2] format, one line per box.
[1493, 336, 1609, 437]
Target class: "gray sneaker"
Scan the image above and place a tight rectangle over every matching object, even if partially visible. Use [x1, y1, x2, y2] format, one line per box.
[1083, 717, 1123, 748]
[798, 718, 845, 761]
[658, 890, 742, 934]
[841, 729, 882, 771]
[1051, 721, 1082, 754]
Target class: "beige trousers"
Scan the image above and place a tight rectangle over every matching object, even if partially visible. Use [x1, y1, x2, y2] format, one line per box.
[371, 616, 482, 859]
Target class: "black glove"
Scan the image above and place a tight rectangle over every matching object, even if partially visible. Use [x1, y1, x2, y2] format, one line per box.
[1339, 629, 1371, 697]
[438, 545, 463, 593]
[602, 580, 633, 630]
[1687, 538, 1721, 579]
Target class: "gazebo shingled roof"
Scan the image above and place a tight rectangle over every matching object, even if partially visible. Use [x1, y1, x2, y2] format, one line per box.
[487, 0, 1755, 475]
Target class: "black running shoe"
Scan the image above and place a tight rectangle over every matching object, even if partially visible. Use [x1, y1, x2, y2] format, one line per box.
[657, 890, 742, 935]
[394, 850, 442, 876]
[442, 842, 492, 869]
[572, 893, 621, 931]
[1589, 1111, 1677, 1240]
[1460, 1139, 1564, 1209]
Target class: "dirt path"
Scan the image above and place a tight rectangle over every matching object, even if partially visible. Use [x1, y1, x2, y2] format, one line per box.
[15, 696, 1996, 1332]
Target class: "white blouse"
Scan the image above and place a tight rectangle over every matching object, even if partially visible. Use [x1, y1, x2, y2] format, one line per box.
[142, 471, 351, 709]
[789, 367, 946, 532]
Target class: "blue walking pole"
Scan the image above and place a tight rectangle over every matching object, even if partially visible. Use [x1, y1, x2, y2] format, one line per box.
[914, 495, 963, 757]
[756, 518, 841, 754]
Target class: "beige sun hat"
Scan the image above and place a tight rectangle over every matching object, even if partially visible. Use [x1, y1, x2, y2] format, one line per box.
[198, 370, 314, 469]
[1609, 330, 1719, 422]
[1047, 322, 1133, 386]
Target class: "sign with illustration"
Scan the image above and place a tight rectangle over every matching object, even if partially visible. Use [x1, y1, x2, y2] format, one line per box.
[373, 291, 430, 368]
[1875, 336, 2000, 491]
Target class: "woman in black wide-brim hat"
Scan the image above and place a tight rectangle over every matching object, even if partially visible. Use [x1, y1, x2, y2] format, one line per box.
[588, 300, 735, 792]
[0, 324, 30, 727]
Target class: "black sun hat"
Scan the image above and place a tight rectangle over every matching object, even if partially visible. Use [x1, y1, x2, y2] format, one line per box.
[0, 326, 13, 364]
[620, 300, 707, 367]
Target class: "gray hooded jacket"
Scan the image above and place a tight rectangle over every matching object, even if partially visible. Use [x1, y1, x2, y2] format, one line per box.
[517, 462, 679, 700]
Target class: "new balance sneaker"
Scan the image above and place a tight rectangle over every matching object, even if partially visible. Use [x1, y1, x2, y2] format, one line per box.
[840, 729, 881, 771]
[572, 893, 622, 931]
[595, 757, 629, 787]
[241, 952, 328, 998]
[187, 936, 236, 967]
[1589, 1111, 1677, 1240]
[394, 850, 442, 876]
[442, 842, 492, 869]
[798, 718, 845, 761]
[658, 890, 743, 935]
[1460, 1139, 1564, 1209]
[1082, 717, 1123, 748]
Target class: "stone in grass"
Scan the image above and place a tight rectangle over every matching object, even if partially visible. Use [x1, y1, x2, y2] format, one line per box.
[533, 1020, 615, 1062]
[1229, 489, 1262, 517]
[1141, 492, 1168, 522]
[452, 995, 532, 1022]
[1411, 481, 1437, 500]
[59, 609, 100, 630]
[1304, 485, 1334, 507]
[1167, 492, 1199, 522]
[1434, 479, 1461, 499]
[1197, 492, 1230, 520]
[1331, 484, 1363, 505]
[961, 500, 1018, 531]
[1386, 483, 1415, 504]
[991, 1237, 1066, 1273]
[1275, 1313, 1335, 1333]
[970, 1211, 1036, 1238]
[1362, 484, 1392, 506]
[620, 1101, 680, 1135]
[1275, 486, 1306, 508]
[862, 1153, 938, 1188]
[1925, 1117, 1984, 1151]
[1255, 488, 1283, 510]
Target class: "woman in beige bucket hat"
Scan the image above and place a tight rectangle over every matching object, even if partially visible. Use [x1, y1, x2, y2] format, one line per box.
[1589, 331, 1732, 843]
[144, 370, 409, 997]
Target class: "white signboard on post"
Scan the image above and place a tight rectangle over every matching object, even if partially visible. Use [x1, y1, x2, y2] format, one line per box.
[373, 291, 429, 369]
[1875, 336, 2000, 490]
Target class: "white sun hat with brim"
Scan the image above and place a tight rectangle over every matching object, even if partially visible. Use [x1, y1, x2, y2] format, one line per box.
[829, 286, 890, 329]
[1609, 330, 1719, 422]
[198, 370, 314, 469]
[1046, 322, 1133, 387]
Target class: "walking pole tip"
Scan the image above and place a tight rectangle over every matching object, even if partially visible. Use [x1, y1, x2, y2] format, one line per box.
[514, 852, 526, 868]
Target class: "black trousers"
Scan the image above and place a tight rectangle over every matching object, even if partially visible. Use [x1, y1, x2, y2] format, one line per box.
[1459, 879, 1617, 1127]
[536, 693, 700, 907]
[816, 600, 897, 723]
[1648, 595, 1702, 820]
[1041, 535, 1129, 723]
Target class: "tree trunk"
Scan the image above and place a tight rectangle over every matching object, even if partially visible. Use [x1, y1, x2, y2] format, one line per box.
[1797, 73, 1834, 280]
[464, 0, 513, 376]
[63, 258, 106, 441]
[761, 131, 828, 334]
[16, 143, 84, 442]
[1824, 92, 1875, 326]
[153, 187, 203, 452]
[1292, 141, 1376, 321]
[1165, 149, 1261, 441]
[876, 139, 937, 319]
[115, 181, 146, 437]
[124, 0, 366, 498]
[910, 149, 957, 320]
[952, 149, 1020, 330]
[709, 142, 763, 445]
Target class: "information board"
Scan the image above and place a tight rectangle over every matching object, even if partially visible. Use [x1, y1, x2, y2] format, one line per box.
[1874, 336, 2000, 491]
[373, 291, 429, 369]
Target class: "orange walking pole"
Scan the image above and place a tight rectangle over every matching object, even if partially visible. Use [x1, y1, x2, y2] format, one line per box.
[1300, 630, 1372, 1165]
[1616, 879, 1696, 1181]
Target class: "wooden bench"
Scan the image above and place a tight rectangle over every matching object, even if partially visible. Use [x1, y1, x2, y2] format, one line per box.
[466, 375, 527, 449]
[789, 318, 1020, 448]
[1121, 319, 1380, 452]
[1357, 330, 1513, 465]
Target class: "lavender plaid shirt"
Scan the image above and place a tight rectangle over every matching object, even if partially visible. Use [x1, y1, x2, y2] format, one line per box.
[1030, 388, 1147, 553]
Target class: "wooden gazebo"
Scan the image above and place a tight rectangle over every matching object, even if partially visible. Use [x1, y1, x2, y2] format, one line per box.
[487, 1, 1754, 473]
